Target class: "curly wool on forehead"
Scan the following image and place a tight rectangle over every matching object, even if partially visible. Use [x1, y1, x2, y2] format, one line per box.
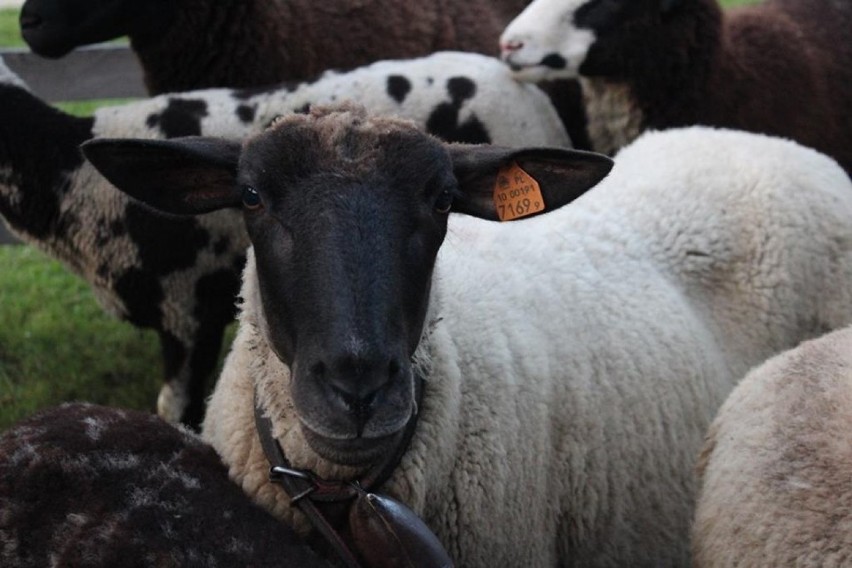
[265, 103, 425, 167]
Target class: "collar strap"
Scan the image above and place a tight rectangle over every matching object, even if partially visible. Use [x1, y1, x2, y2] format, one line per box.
[253, 377, 424, 567]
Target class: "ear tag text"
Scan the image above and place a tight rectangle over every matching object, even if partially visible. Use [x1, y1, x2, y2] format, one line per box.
[493, 162, 545, 221]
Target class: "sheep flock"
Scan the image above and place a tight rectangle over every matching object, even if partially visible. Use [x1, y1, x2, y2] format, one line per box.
[2, 0, 852, 566]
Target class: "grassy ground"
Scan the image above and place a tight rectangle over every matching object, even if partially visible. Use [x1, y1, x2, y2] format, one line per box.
[0, 0, 763, 432]
[0, 247, 163, 430]
[0, 8, 165, 431]
[0, 8, 22, 47]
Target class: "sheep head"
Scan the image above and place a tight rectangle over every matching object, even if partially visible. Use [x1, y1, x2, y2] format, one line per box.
[82, 104, 612, 466]
[500, 0, 684, 81]
[20, 0, 173, 58]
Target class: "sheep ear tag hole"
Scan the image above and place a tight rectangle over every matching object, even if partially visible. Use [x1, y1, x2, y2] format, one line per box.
[493, 161, 545, 221]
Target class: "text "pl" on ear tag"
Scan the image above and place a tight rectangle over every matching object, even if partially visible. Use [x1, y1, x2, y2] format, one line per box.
[493, 162, 545, 221]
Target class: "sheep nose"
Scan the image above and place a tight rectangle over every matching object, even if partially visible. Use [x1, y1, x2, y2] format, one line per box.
[500, 39, 525, 55]
[314, 355, 403, 433]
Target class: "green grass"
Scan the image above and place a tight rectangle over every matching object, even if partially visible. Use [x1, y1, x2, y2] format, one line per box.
[0, 246, 162, 431]
[0, 8, 151, 430]
[0, 8, 23, 48]
[54, 98, 137, 116]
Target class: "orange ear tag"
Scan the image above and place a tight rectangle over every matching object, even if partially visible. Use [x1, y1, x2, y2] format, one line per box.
[492, 162, 546, 221]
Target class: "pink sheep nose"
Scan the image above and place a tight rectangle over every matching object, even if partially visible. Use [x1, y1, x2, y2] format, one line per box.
[500, 39, 525, 54]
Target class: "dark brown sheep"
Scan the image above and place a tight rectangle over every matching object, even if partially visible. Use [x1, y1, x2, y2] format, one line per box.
[500, 0, 852, 172]
[21, 0, 531, 94]
[19, 0, 591, 147]
[0, 403, 331, 567]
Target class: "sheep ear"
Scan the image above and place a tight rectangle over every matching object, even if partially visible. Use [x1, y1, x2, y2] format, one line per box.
[447, 145, 613, 221]
[81, 136, 242, 215]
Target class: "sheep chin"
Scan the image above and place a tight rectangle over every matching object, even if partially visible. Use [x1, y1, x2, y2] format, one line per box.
[507, 63, 555, 83]
[298, 422, 405, 467]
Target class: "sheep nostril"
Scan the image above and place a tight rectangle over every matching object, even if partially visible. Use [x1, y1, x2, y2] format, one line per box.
[328, 381, 381, 411]
[388, 359, 400, 379]
[500, 40, 525, 54]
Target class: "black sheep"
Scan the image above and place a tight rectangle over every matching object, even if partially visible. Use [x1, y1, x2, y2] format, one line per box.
[0, 402, 331, 567]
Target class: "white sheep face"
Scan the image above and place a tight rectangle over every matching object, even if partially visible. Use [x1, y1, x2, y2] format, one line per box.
[500, 0, 596, 81]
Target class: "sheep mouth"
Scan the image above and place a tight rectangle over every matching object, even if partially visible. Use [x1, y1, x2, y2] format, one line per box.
[505, 61, 558, 83]
[300, 424, 405, 466]
[18, 14, 42, 31]
[19, 16, 75, 58]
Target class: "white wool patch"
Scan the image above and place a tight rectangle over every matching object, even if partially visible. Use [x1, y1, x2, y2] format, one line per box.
[95, 452, 141, 472]
[8, 441, 39, 468]
[0, 166, 24, 208]
[225, 536, 254, 555]
[128, 487, 158, 508]
[150, 458, 202, 491]
[65, 513, 89, 527]
[83, 416, 105, 441]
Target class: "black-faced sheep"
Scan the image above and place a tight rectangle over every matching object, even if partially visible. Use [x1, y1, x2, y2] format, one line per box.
[0, 402, 331, 567]
[693, 325, 852, 567]
[499, 0, 852, 169]
[20, 0, 530, 95]
[82, 104, 852, 565]
[0, 52, 570, 427]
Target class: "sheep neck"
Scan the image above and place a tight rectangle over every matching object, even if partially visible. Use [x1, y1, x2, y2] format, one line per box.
[254, 376, 422, 489]
[579, 77, 644, 155]
[253, 377, 424, 566]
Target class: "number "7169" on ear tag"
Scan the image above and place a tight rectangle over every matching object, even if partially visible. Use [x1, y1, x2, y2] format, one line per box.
[493, 162, 546, 221]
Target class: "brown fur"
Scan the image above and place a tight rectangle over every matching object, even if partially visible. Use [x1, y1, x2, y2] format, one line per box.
[134, 0, 531, 94]
[0, 403, 330, 567]
[582, 0, 852, 173]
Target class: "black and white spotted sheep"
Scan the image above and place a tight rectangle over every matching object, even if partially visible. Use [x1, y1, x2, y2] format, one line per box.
[0, 51, 571, 427]
[0, 402, 331, 567]
[18, 0, 592, 149]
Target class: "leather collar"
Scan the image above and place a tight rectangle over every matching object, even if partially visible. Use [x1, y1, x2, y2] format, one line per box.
[253, 376, 424, 567]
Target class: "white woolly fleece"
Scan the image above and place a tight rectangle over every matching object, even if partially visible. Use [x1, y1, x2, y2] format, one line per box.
[694, 325, 852, 566]
[203, 127, 852, 566]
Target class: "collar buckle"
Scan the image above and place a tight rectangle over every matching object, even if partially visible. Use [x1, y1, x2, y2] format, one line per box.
[269, 465, 318, 503]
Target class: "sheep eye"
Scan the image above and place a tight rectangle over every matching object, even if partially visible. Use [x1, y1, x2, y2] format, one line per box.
[242, 186, 263, 210]
[434, 188, 453, 214]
